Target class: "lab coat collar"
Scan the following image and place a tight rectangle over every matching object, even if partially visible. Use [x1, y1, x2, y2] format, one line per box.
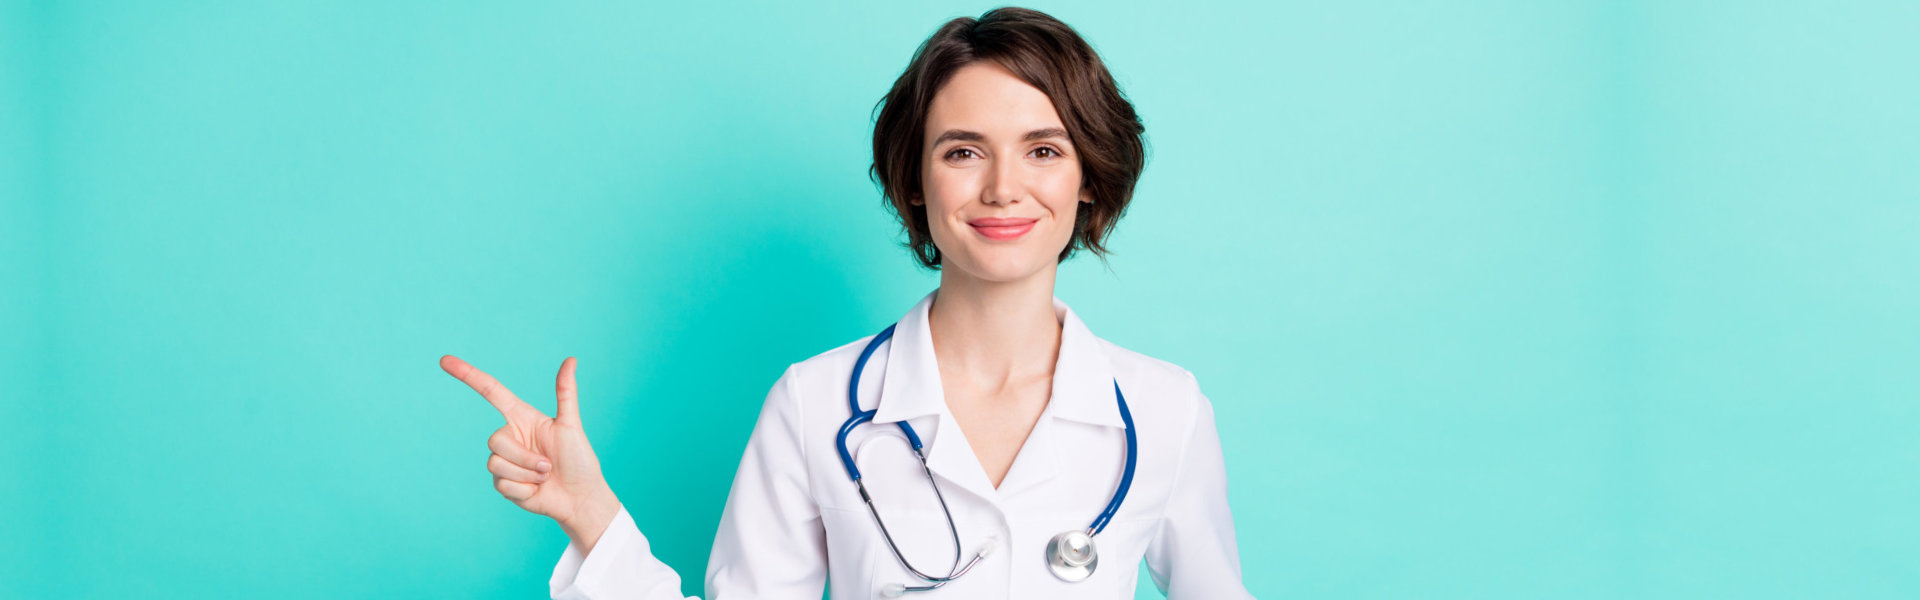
[871, 288, 1124, 501]
[872, 288, 1126, 430]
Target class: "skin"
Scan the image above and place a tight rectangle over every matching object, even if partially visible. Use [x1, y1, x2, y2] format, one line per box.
[442, 60, 1089, 556]
[441, 355, 620, 552]
[914, 60, 1091, 491]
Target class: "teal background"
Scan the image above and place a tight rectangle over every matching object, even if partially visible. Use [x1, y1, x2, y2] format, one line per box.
[3, 1, 1916, 597]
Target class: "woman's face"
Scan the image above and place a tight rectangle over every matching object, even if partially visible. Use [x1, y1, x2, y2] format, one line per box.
[915, 61, 1089, 284]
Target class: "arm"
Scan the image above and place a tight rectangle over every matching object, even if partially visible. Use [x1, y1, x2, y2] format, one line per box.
[549, 364, 827, 599]
[703, 364, 829, 598]
[551, 504, 694, 600]
[435, 355, 684, 599]
[1144, 371, 1257, 599]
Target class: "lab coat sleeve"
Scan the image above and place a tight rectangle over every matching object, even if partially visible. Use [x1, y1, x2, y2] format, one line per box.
[549, 505, 694, 600]
[702, 363, 829, 599]
[548, 364, 823, 599]
[1144, 370, 1257, 599]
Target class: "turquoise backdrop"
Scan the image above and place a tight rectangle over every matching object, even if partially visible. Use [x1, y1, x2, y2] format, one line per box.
[3, 1, 1915, 598]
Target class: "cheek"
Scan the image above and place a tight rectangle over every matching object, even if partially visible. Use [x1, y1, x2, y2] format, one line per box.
[1044, 170, 1085, 230]
[1041, 161, 1085, 201]
[921, 167, 974, 210]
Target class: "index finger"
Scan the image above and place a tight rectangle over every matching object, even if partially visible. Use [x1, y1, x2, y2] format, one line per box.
[440, 355, 528, 416]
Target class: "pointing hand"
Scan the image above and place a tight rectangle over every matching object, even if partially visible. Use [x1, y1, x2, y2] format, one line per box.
[442, 355, 620, 548]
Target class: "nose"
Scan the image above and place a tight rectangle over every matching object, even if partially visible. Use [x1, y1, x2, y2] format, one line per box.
[981, 155, 1026, 206]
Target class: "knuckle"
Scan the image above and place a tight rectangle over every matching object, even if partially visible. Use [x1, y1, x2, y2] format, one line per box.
[487, 432, 514, 454]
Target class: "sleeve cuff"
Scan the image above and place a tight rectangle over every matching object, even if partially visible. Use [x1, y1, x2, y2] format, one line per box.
[549, 505, 640, 599]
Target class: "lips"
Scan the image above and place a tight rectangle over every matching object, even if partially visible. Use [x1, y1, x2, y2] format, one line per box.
[968, 217, 1038, 241]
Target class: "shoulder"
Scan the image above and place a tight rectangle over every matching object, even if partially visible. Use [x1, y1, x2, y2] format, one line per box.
[1089, 336, 1228, 516]
[779, 334, 881, 395]
[1097, 336, 1199, 392]
[752, 334, 886, 428]
[758, 334, 893, 501]
[1092, 335, 1214, 436]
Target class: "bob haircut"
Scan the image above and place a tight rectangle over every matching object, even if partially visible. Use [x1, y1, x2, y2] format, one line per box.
[871, 7, 1147, 270]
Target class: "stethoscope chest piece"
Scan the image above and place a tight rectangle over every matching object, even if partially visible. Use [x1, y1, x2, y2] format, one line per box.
[1045, 529, 1099, 582]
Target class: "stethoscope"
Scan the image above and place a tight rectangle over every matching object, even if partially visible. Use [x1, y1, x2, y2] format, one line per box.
[835, 323, 1138, 595]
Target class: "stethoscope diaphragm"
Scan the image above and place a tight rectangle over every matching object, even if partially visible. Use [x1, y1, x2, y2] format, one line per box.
[1045, 529, 1100, 582]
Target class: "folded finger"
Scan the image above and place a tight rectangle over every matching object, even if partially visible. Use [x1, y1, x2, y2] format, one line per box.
[489, 453, 546, 483]
[494, 476, 536, 501]
[487, 429, 552, 472]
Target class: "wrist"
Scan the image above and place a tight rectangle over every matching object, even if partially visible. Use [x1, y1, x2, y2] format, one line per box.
[558, 485, 620, 552]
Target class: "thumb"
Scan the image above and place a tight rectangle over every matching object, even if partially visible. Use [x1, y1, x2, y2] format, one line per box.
[555, 356, 580, 425]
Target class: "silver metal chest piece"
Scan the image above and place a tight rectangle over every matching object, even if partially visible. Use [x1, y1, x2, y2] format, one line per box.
[1045, 529, 1099, 582]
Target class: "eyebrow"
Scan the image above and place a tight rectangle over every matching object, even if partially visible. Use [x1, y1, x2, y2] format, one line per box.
[931, 127, 1071, 146]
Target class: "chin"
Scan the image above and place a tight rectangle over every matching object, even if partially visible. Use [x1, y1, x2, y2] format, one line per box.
[949, 253, 1050, 283]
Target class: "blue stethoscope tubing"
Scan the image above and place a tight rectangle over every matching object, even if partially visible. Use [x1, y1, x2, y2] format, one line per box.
[835, 323, 1138, 590]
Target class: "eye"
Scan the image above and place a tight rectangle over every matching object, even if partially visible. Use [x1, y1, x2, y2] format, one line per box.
[1031, 146, 1063, 159]
[945, 148, 980, 160]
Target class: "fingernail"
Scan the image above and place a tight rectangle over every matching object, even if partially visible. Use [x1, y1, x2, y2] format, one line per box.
[537, 461, 551, 472]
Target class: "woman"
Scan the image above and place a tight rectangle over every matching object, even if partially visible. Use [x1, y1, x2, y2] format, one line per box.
[441, 7, 1253, 598]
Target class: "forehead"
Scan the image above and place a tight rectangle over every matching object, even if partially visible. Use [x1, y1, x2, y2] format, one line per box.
[925, 61, 1065, 138]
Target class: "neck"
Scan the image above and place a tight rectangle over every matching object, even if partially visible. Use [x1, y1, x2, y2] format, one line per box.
[928, 263, 1063, 389]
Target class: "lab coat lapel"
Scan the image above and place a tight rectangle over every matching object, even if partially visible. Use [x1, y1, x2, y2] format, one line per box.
[989, 414, 1058, 501]
[921, 407, 1001, 502]
[872, 290, 999, 501]
[872, 291, 943, 424]
[995, 297, 1123, 500]
[1041, 298, 1126, 429]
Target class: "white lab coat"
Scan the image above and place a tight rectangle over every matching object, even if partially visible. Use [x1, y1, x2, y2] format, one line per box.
[550, 289, 1255, 599]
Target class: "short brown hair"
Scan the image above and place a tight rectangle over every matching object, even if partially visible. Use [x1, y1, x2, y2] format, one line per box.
[871, 7, 1147, 269]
